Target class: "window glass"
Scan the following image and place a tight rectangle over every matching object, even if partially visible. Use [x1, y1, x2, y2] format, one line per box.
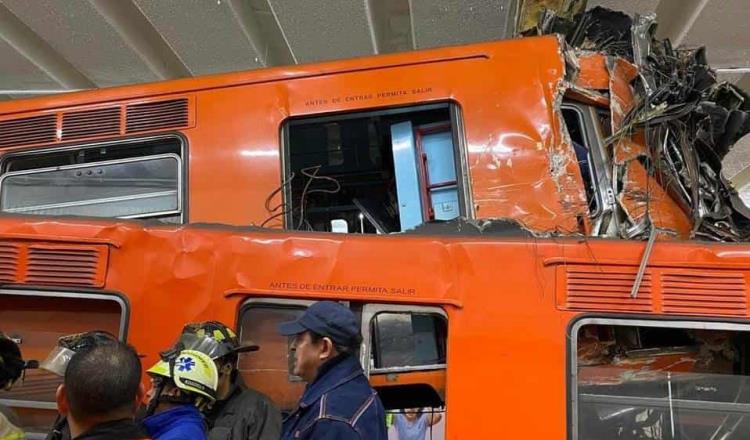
[576, 323, 750, 439]
[0, 293, 123, 436]
[372, 312, 446, 369]
[562, 107, 600, 216]
[238, 304, 307, 411]
[1, 155, 179, 218]
[0, 137, 183, 221]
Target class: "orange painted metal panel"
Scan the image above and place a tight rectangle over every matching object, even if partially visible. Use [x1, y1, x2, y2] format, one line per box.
[1, 218, 750, 437]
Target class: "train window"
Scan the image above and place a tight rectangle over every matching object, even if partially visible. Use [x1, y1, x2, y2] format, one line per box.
[573, 320, 750, 440]
[363, 305, 448, 439]
[0, 290, 126, 437]
[0, 136, 184, 223]
[371, 312, 447, 370]
[562, 106, 600, 216]
[282, 103, 464, 234]
[237, 300, 312, 412]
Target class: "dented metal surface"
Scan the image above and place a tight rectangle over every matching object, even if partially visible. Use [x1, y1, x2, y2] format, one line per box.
[522, 1, 750, 241]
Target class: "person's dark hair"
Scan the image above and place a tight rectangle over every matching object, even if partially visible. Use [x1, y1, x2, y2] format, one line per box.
[308, 330, 362, 355]
[0, 335, 25, 387]
[64, 341, 142, 421]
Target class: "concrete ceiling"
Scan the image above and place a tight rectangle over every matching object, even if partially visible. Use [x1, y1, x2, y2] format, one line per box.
[0, 0, 747, 101]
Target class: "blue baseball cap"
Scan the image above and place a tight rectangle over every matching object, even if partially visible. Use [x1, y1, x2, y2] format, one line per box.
[278, 301, 359, 347]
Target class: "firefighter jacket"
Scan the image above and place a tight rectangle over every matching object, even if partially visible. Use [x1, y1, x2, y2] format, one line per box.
[204, 375, 281, 440]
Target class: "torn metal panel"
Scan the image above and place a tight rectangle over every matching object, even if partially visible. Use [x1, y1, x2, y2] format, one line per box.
[525, 3, 750, 242]
[607, 57, 637, 134]
[617, 162, 691, 239]
[573, 52, 608, 90]
[565, 86, 609, 107]
[516, 0, 587, 35]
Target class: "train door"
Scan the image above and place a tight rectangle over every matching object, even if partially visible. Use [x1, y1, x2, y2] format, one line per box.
[236, 298, 448, 439]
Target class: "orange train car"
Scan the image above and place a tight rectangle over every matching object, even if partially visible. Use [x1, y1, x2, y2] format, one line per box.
[0, 35, 602, 235]
[0, 33, 748, 439]
[2, 218, 750, 439]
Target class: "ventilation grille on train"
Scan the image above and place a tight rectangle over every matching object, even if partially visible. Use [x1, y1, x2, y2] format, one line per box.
[62, 107, 121, 140]
[0, 242, 20, 283]
[661, 270, 747, 316]
[126, 99, 189, 133]
[0, 115, 57, 148]
[0, 97, 192, 148]
[0, 241, 108, 287]
[559, 264, 749, 317]
[566, 267, 653, 312]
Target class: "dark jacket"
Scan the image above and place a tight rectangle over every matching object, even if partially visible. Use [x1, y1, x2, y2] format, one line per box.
[44, 415, 70, 440]
[282, 354, 387, 440]
[142, 405, 206, 440]
[204, 376, 281, 440]
[73, 419, 149, 440]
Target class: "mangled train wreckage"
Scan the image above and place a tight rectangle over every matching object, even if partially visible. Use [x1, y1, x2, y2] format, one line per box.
[522, 3, 750, 242]
[1, 4, 750, 439]
[521, 4, 750, 439]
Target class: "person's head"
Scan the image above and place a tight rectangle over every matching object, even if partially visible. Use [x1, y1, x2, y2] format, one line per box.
[178, 321, 258, 399]
[404, 408, 421, 421]
[0, 332, 29, 390]
[145, 349, 219, 415]
[41, 330, 118, 377]
[278, 301, 362, 382]
[56, 341, 144, 436]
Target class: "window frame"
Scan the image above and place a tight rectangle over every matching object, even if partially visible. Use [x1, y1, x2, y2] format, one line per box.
[360, 303, 447, 376]
[0, 153, 182, 219]
[279, 101, 471, 232]
[236, 297, 316, 381]
[0, 289, 128, 411]
[560, 103, 616, 234]
[568, 316, 750, 440]
[0, 134, 188, 223]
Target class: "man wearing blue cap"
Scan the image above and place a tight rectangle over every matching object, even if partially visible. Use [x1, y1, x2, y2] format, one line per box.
[278, 301, 387, 440]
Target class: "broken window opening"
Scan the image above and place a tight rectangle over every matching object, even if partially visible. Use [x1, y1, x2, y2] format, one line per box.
[573, 320, 750, 440]
[563, 106, 601, 217]
[283, 104, 463, 234]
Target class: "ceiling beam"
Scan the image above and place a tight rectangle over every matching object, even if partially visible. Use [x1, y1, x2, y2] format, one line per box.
[88, 0, 192, 80]
[364, 0, 414, 54]
[226, 0, 295, 67]
[0, 3, 95, 89]
[364, 0, 381, 54]
[654, 0, 710, 46]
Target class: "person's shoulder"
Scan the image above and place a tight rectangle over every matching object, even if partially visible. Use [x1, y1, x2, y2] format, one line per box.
[237, 384, 274, 403]
[160, 425, 206, 440]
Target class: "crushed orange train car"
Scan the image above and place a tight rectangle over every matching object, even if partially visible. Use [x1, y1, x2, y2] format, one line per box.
[1, 11, 750, 439]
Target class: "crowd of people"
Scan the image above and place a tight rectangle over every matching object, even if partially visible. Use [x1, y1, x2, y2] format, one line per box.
[0, 301, 390, 440]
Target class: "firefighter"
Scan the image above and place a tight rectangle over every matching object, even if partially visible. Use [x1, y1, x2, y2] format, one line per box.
[175, 321, 281, 440]
[1, 331, 34, 440]
[141, 348, 219, 440]
[41, 331, 119, 440]
[55, 341, 149, 440]
[278, 301, 387, 440]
